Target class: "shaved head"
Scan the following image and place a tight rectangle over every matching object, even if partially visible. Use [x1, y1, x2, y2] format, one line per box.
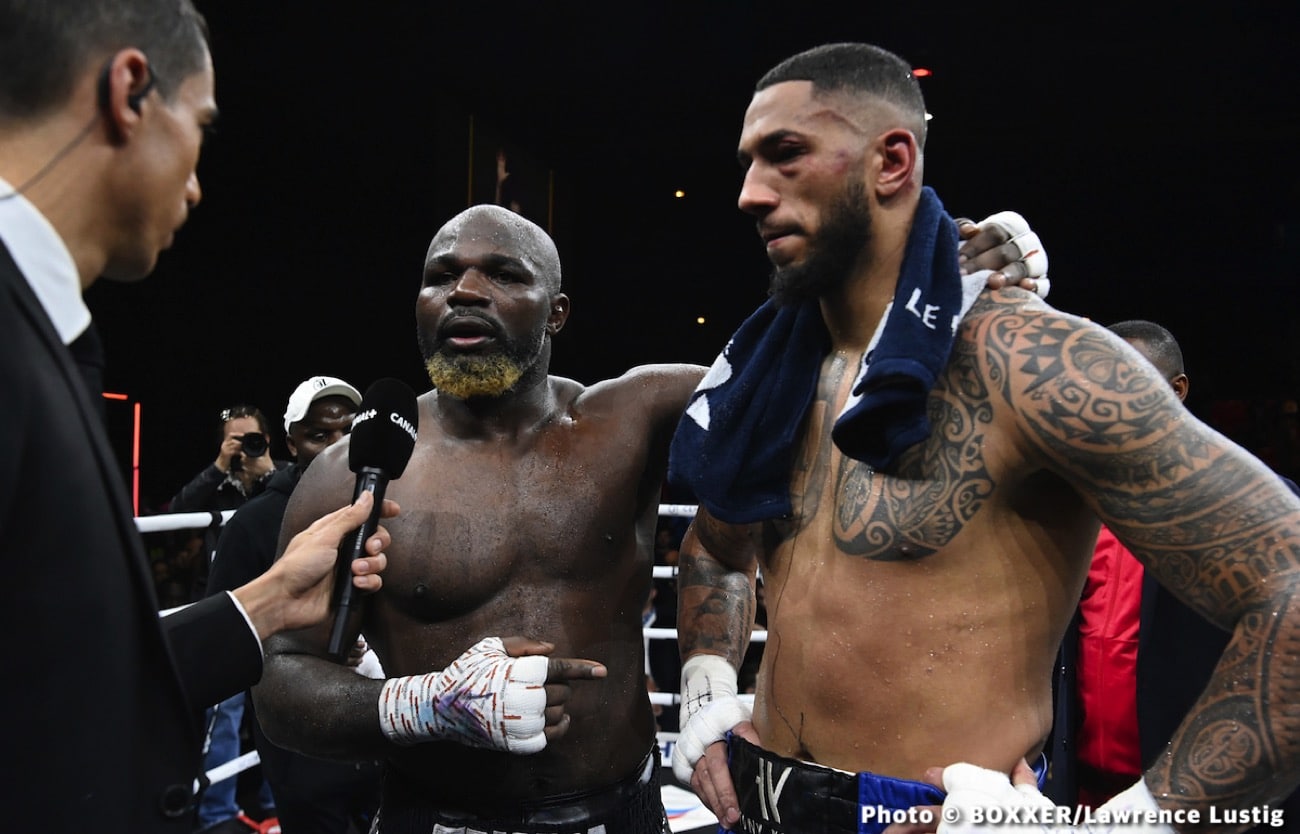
[756, 42, 928, 148]
[427, 204, 562, 293]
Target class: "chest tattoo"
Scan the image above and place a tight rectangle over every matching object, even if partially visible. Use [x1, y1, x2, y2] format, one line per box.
[832, 343, 997, 560]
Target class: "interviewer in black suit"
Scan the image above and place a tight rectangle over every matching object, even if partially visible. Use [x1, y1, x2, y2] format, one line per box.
[0, 3, 395, 832]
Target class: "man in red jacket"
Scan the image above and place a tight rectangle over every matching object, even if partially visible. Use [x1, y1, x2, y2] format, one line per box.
[1073, 320, 1189, 806]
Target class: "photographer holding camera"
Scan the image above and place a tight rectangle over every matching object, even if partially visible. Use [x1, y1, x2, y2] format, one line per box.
[169, 405, 286, 577]
[211, 405, 278, 493]
[167, 404, 290, 831]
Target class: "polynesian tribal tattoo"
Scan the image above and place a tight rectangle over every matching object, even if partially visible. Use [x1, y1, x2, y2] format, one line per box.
[788, 342, 996, 562]
[833, 338, 996, 562]
[677, 536, 756, 669]
[978, 302, 1300, 815]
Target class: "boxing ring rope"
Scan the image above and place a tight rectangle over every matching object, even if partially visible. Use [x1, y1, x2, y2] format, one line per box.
[136, 509, 237, 534]
[139, 503, 756, 787]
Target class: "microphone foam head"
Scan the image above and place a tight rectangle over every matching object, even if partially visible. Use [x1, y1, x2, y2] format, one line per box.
[348, 378, 419, 477]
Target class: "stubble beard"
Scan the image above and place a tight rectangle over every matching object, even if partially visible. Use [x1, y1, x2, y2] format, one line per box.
[768, 178, 872, 307]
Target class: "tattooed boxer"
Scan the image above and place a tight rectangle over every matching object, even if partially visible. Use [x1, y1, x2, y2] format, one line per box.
[671, 42, 1300, 834]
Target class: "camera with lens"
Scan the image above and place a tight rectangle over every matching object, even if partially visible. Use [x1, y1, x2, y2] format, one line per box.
[238, 432, 268, 459]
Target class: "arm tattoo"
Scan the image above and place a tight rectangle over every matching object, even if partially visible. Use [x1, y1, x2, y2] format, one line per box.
[1151, 596, 1300, 815]
[979, 301, 1300, 813]
[677, 531, 756, 669]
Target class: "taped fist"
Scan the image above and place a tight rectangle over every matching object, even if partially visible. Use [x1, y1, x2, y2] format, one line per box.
[671, 654, 753, 783]
[378, 636, 606, 754]
[957, 210, 1051, 297]
[937, 762, 1173, 834]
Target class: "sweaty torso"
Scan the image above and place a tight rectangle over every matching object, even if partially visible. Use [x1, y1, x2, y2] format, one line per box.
[362, 379, 672, 806]
[751, 301, 1099, 781]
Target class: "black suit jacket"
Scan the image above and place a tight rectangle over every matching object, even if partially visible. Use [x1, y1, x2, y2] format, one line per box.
[0, 241, 263, 833]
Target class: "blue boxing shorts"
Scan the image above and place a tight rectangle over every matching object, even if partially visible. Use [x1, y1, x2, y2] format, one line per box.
[723, 735, 1047, 834]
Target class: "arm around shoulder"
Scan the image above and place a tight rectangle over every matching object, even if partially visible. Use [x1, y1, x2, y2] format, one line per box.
[591, 363, 708, 426]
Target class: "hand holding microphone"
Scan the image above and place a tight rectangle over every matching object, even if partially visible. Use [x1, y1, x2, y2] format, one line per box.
[230, 490, 398, 642]
[327, 378, 419, 661]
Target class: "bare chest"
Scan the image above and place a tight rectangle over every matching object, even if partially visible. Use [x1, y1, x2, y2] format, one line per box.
[780, 353, 1000, 564]
[376, 424, 655, 625]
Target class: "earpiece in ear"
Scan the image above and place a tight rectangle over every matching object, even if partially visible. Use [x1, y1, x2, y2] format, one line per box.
[96, 57, 155, 116]
[126, 67, 155, 115]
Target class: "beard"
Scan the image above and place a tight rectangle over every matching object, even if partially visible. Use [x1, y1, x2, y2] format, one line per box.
[424, 353, 526, 399]
[418, 316, 545, 400]
[769, 178, 872, 307]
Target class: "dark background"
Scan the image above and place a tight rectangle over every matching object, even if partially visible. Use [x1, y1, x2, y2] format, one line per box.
[85, 1, 1300, 509]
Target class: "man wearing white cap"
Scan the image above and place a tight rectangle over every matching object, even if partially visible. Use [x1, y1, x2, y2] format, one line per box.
[207, 376, 381, 834]
[208, 375, 363, 609]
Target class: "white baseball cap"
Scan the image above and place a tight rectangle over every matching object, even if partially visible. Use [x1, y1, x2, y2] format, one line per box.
[283, 376, 363, 431]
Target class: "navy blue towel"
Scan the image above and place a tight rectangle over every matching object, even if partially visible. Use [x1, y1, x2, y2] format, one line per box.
[668, 186, 978, 524]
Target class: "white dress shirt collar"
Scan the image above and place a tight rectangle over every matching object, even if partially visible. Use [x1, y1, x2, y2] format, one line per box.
[0, 175, 90, 345]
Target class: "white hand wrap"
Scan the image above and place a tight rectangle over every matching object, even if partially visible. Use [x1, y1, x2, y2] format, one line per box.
[1007, 231, 1049, 281]
[377, 636, 549, 754]
[980, 210, 1031, 240]
[671, 654, 752, 783]
[939, 764, 1174, 834]
[979, 210, 1050, 290]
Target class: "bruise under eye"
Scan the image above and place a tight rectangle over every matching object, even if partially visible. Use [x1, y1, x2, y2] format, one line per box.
[772, 142, 805, 162]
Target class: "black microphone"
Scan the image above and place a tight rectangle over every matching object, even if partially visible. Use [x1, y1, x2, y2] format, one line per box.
[327, 378, 418, 661]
